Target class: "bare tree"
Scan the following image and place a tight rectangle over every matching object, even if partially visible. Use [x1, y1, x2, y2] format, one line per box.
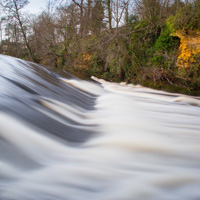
[133, 0, 174, 27]
[72, 0, 84, 34]
[0, 0, 34, 61]
[112, 0, 130, 31]
[104, 0, 112, 30]
[0, 17, 6, 42]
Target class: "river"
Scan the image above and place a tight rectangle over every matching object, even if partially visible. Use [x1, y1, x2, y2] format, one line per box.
[0, 54, 200, 200]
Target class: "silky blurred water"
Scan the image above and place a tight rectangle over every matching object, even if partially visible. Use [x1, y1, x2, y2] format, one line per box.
[0, 54, 200, 200]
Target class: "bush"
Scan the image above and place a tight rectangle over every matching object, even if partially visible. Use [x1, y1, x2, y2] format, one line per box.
[168, 2, 200, 31]
[154, 23, 179, 51]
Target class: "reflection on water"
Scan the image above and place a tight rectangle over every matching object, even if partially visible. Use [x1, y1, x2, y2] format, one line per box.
[0, 54, 200, 200]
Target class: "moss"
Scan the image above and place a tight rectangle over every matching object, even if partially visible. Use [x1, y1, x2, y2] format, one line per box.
[154, 24, 179, 51]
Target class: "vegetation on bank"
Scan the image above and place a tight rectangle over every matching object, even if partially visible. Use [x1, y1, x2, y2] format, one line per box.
[0, 0, 200, 95]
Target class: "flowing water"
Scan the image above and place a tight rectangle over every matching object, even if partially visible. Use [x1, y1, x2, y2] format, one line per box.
[0, 54, 200, 200]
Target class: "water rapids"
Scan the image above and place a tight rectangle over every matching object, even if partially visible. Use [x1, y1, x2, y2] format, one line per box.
[0, 54, 200, 200]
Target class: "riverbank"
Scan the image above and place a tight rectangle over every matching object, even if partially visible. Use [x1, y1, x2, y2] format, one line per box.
[1, 0, 199, 96]
[60, 63, 200, 96]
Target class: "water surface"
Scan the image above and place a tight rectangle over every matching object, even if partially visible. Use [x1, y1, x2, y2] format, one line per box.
[0, 55, 200, 200]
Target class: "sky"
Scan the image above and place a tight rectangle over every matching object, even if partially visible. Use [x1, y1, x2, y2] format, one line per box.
[23, 0, 48, 15]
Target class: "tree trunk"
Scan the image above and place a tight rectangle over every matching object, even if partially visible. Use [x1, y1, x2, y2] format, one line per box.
[107, 0, 112, 30]
[72, 0, 84, 35]
[14, 2, 34, 61]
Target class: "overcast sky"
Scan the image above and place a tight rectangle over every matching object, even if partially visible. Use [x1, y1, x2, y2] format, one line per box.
[23, 0, 48, 14]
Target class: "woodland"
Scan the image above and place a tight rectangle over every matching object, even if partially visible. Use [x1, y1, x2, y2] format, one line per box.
[0, 0, 200, 95]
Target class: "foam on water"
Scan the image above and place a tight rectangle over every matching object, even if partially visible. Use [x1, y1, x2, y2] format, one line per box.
[0, 55, 200, 200]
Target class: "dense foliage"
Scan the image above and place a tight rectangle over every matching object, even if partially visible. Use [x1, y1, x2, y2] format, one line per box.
[0, 0, 200, 95]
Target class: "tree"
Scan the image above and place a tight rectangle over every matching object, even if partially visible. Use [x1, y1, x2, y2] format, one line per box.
[0, 0, 34, 61]
[0, 17, 6, 42]
[104, 0, 112, 30]
[30, 9, 58, 65]
[71, 0, 84, 35]
[112, 0, 130, 31]
[91, 0, 105, 34]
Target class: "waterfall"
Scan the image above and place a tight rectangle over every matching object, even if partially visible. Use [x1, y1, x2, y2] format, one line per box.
[0, 54, 200, 200]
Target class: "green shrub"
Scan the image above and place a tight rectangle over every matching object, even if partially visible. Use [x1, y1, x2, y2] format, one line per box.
[168, 2, 200, 31]
[154, 24, 179, 51]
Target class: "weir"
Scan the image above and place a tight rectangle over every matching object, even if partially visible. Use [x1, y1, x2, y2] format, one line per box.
[0, 55, 200, 200]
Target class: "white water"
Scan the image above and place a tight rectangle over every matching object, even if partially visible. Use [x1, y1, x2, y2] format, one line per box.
[0, 55, 200, 200]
